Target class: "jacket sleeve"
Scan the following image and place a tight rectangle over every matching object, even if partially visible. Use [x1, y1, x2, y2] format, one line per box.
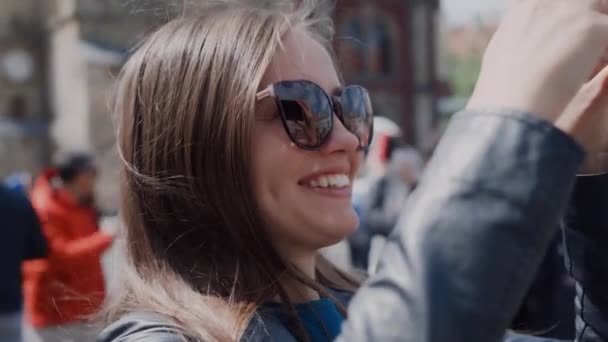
[563, 173, 608, 341]
[504, 333, 564, 342]
[42, 212, 113, 261]
[97, 313, 188, 342]
[337, 110, 585, 342]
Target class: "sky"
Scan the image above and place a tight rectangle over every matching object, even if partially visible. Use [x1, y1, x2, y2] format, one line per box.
[441, 0, 506, 25]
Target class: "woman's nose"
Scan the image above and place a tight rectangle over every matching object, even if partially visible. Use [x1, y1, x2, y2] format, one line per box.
[319, 113, 360, 154]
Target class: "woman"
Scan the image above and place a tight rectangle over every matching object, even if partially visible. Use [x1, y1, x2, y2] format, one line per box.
[101, 1, 366, 340]
[100, 0, 608, 341]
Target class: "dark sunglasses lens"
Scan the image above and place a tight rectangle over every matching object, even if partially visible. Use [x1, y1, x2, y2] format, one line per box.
[274, 81, 332, 148]
[339, 86, 373, 148]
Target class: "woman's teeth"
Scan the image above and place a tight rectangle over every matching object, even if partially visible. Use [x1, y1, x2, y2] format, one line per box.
[308, 174, 350, 188]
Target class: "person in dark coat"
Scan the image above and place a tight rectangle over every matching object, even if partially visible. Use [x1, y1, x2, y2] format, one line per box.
[0, 184, 47, 342]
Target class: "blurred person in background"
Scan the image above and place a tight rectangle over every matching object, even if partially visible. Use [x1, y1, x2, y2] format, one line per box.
[0, 184, 47, 342]
[366, 146, 423, 237]
[365, 147, 424, 273]
[352, 116, 402, 197]
[22, 153, 114, 342]
[348, 116, 402, 270]
[4, 172, 33, 197]
[349, 146, 424, 271]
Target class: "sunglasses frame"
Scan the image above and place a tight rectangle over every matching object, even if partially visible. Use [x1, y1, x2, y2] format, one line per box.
[256, 80, 373, 150]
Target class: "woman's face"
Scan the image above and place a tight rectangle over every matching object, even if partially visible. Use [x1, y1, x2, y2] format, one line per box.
[252, 28, 363, 258]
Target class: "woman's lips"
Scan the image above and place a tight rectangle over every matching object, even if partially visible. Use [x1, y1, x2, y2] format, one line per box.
[298, 168, 353, 198]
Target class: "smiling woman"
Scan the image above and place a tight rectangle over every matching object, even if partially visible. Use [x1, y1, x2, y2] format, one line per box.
[251, 28, 367, 277]
[98, 1, 368, 341]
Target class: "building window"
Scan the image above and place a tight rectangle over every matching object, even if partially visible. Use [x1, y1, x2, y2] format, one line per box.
[339, 18, 367, 75]
[7, 95, 26, 121]
[368, 21, 394, 75]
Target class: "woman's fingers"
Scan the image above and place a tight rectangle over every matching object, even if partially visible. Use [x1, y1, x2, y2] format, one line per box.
[556, 64, 608, 153]
[468, 0, 608, 122]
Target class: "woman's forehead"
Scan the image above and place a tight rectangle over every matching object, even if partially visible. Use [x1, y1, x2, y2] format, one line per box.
[262, 28, 341, 94]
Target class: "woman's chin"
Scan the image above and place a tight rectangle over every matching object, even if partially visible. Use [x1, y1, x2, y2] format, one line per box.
[316, 216, 359, 247]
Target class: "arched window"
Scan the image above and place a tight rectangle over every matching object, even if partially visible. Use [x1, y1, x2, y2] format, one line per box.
[338, 18, 366, 74]
[368, 21, 394, 75]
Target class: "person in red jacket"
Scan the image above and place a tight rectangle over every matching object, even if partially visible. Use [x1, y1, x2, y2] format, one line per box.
[22, 153, 113, 342]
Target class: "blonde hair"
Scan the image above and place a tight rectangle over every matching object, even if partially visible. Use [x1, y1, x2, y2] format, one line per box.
[101, 1, 359, 341]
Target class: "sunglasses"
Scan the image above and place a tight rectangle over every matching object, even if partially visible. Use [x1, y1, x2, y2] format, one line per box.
[256, 80, 374, 150]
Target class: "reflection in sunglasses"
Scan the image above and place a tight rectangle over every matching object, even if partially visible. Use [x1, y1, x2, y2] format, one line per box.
[282, 99, 320, 145]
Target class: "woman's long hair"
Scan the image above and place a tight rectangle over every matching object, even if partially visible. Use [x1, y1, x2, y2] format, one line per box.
[101, 1, 360, 340]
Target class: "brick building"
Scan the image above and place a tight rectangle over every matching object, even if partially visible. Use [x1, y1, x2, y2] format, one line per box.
[334, 0, 440, 147]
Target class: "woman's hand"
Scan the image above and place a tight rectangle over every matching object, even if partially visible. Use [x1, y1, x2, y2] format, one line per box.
[556, 63, 608, 166]
[467, 0, 608, 124]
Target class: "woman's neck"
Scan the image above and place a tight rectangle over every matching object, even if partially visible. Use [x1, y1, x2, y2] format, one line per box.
[279, 248, 320, 302]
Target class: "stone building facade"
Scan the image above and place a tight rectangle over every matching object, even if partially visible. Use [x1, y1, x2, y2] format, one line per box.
[0, 0, 50, 176]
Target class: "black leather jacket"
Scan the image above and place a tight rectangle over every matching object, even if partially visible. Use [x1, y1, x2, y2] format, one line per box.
[99, 110, 608, 341]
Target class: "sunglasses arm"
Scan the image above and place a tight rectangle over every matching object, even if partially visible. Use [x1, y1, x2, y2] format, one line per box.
[256, 86, 275, 101]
